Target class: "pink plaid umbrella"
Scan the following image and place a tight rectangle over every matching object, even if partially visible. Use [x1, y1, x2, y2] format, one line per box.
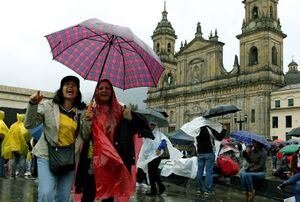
[46, 18, 164, 89]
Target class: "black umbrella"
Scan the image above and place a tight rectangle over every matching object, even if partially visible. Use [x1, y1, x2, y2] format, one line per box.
[287, 127, 300, 137]
[169, 129, 194, 145]
[203, 104, 240, 118]
[148, 107, 168, 118]
[136, 108, 169, 127]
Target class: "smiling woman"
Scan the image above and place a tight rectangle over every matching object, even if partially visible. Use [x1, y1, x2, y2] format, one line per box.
[24, 75, 93, 202]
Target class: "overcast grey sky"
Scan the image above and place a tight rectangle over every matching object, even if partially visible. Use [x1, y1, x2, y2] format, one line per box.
[0, 0, 299, 108]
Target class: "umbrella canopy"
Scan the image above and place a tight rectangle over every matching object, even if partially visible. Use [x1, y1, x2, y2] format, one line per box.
[280, 144, 300, 154]
[284, 139, 300, 145]
[180, 116, 223, 137]
[230, 130, 271, 148]
[136, 108, 168, 127]
[219, 145, 239, 155]
[46, 18, 164, 90]
[148, 107, 168, 118]
[287, 127, 300, 137]
[221, 137, 233, 146]
[273, 139, 284, 143]
[169, 129, 194, 145]
[203, 104, 240, 118]
[29, 124, 43, 140]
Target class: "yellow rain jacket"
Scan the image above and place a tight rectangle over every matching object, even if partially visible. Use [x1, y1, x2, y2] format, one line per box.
[2, 114, 29, 159]
[0, 110, 8, 139]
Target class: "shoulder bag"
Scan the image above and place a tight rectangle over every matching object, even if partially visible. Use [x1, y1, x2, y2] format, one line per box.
[44, 113, 81, 175]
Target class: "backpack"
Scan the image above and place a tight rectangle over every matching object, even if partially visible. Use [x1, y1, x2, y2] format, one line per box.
[217, 155, 239, 176]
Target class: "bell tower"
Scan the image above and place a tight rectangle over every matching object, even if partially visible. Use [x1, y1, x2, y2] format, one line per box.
[237, 0, 286, 86]
[152, 1, 177, 64]
[151, 1, 177, 90]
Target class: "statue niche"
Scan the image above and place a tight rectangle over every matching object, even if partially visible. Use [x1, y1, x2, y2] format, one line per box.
[164, 72, 175, 86]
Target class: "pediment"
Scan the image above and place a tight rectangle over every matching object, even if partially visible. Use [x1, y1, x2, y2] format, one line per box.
[181, 39, 212, 54]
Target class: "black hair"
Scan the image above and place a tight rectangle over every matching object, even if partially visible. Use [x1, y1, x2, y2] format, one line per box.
[53, 88, 86, 110]
[253, 140, 264, 149]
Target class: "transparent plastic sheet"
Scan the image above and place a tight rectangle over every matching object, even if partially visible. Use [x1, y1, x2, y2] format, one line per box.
[93, 119, 133, 201]
[160, 157, 198, 179]
[138, 129, 183, 173]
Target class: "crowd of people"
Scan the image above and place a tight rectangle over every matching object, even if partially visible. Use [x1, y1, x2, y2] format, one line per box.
[0, 75, 299, 202]
[0, 76, 180, 202]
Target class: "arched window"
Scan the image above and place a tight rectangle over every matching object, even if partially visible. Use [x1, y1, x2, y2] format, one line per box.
[272, 46, 278, 65]
[270, 6, 273, 18]
[156, 43, 160, 53]
[249, 46, 258, 65]
[252, 6, 258, 19]
[167, 43, 171, 53]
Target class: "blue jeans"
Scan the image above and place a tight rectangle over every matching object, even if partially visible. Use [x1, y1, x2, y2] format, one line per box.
[197, 152, 215, 192]
[295, 181, 300, 202]
[284, 172, 300, 186]
[240, 172, 266, 192]
[37, 157, 75, 202]
[283, 172, 300, 202]
[12, 152, 26, 176]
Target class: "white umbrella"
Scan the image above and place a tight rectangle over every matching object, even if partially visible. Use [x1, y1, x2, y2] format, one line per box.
[180, 116, 222, 137]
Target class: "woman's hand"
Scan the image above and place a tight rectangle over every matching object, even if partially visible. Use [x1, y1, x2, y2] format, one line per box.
[123, 107, 132, 121]
[29, 91, 43, 104]
[156, 149, 161, 156]
[86, 104, 94, 122]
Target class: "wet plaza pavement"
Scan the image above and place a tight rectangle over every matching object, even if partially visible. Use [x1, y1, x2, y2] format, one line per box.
[0, 177, 278, 202]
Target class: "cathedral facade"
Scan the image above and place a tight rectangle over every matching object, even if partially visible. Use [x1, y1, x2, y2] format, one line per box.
[146, 0, 288, 137]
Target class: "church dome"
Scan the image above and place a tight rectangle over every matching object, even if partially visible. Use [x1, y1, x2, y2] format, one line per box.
[152, 2, 176, 38]
[288, 60, 298, 67]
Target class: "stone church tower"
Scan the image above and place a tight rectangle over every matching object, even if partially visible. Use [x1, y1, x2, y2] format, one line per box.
[146, 0, 286, 137]
[151, 1, 177, 90]
[237, 0, 286, 84]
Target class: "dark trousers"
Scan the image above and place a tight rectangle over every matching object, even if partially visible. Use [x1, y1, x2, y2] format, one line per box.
[81, 174, 96, 202]
[148, 157, 165, 193]
[0, 141, 4, 177]
[81, 174, 113, 202]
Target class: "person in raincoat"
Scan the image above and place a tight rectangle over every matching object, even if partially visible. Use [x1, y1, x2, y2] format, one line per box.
[24, 75, 93, 202]
[74, 79, 153, 202]
[2, 113, 29, 178]
[138, 121, 183, 195]
[0, 110, 9, 177]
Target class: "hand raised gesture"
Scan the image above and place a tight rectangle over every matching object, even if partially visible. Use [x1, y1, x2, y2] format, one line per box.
[123, 106, 132, 121]
[86, 101, 94, 122]
[29, 91, 43, 105]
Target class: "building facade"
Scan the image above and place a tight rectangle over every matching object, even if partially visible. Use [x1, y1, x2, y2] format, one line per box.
[146, 0, 290, 137]
[270, 61, 300, 140]
[0, 84, 54, 126]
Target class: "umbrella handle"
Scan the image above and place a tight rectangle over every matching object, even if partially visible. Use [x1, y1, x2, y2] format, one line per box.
[88, 100, 94, 110]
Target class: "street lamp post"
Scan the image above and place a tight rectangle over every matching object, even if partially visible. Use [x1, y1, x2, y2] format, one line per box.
[234, 114, 248, 130]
